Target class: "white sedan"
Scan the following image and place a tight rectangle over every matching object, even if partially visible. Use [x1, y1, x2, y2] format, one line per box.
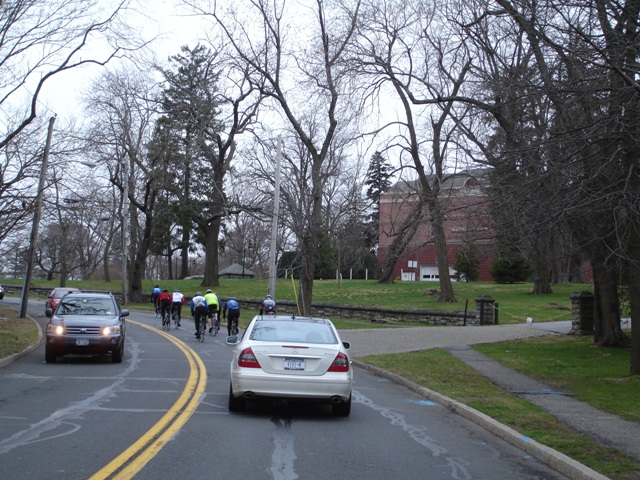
[227, 314, 353, 416]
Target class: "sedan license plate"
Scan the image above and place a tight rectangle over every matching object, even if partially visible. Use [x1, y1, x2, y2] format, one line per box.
[76, 338, 89, 346]
[284, 358, 305, 371]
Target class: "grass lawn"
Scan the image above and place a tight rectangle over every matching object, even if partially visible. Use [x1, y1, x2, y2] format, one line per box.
[0, 306, 39, 359]
[2, 278, 589, 324]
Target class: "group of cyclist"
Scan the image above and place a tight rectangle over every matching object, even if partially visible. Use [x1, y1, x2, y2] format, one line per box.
[153, 285, 185, 327]
[152, 285, 277, 339]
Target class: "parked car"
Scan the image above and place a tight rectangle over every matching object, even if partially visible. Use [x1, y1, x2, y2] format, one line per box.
[45, 287, 80, 312]
[226, 314, 353, 416]
[0, 284, 4, 299]
[45, 290, 128, 364]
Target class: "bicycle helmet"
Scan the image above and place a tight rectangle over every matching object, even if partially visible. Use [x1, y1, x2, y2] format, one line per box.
[175, 289, 180, 292]
[195, 292, 201, 296]
[229, 296, 235, 300]
[265, 295, 273, 300]
[206, 289, 212, 293]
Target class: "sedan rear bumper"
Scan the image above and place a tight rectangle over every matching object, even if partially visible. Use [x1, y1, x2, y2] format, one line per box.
[231, 370, 352, 402]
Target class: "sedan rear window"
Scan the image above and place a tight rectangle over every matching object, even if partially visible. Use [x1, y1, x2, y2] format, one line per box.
[250, 321, 337, 344]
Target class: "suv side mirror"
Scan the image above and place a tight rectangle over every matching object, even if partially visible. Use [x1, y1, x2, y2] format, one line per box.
[45, 308, 53, 318]
[120, 309, 129, 318]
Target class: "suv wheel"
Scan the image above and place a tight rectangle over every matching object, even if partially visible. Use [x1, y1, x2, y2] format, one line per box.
[112, 342, 124, 363]
[45, 347, 57, 364]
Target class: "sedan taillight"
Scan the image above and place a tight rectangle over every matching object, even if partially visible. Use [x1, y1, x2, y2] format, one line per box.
[328, 352, 349, 372]
[238, 347, 261, 368]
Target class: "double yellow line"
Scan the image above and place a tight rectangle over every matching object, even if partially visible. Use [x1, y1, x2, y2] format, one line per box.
[89, 319, 207, 480]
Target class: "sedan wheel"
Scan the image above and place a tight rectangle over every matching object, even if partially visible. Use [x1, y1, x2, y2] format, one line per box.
[332, 393, 351, 417]
[228, 383, 246, 412]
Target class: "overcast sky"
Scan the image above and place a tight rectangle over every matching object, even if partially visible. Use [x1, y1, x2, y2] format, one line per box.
[38, 0, 207, 120]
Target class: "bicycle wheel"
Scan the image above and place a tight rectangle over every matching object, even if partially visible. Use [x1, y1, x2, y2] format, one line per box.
[232, 320, 239, 336]
[173, 313, 179, 329]
[199, 318, 205, 342]
[212, 319, 219, 336]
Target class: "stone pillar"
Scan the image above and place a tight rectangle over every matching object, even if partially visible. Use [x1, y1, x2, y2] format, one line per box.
[570, 291, 594, 335]
[475, 295, 495, 325]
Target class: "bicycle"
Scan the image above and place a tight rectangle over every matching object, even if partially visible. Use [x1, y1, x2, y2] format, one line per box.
[197, 315, 206, 342]
[230, 318, 239, 336]
[210, 315, 220, 336]
[162, 310, 171, 331]
[171, 307, 180, 329]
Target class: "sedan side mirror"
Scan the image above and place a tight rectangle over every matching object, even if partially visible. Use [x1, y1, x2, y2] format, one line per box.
[342, 341, 351, 350]
[226, 335, 239, 345]
[120, 309, 129, 318]
[45, 308, 53, 318]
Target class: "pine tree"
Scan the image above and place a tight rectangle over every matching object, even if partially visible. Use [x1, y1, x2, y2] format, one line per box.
[364, 152, 393, 250]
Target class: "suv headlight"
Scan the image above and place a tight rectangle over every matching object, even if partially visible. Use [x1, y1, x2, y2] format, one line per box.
[47, 324, 64, 335]
[102, 325, 121, 335]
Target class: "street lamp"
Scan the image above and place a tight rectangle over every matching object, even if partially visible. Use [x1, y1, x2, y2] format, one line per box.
[242, 241, 253, 279]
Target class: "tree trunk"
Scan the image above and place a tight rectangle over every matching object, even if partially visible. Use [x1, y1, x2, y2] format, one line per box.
[201, 219, 221, 287]
[531, 254, 553, 294]
[629, 221, 640, 375]
[129, 192, 156, 303]
[299, 231, 315, 316]
[591, 249, 626, 347]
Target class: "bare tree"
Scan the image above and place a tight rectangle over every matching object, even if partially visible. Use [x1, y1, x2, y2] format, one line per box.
[350, 0, 477, 301]
[188, 0, 363, 313]
[0, 0, 142, 149]
[84, 67, 162, 302]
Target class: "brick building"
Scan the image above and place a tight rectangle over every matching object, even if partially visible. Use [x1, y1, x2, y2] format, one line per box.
[377, 169, 495, 281]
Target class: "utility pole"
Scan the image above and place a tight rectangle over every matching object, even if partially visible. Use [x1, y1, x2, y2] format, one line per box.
[268, 136, 282, 298]
[20, 116, 56, 318]
[121, 157, 129, 305]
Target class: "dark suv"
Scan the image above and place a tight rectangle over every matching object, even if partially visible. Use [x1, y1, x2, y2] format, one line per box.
[45, 291, 128, 363]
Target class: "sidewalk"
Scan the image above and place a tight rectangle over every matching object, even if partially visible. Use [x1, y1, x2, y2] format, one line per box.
[347, 321, 639, 480]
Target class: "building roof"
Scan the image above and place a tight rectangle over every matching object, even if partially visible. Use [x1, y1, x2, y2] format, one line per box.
[384, 168, 489, 195]
[218, 263, 256, 277]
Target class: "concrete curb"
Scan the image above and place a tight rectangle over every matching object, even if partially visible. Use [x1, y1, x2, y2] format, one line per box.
[353, 359, 610, 480]
[0, 315, 43, 369]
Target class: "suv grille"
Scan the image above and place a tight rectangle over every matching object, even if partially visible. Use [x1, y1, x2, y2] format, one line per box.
[65, 326, 102, 335]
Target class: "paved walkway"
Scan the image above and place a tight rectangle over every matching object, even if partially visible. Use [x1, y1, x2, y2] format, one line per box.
[346, 321, 639, 479]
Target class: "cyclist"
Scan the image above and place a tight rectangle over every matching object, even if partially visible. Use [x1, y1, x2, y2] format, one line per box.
[222, 296, 240, 336]
[204, 289, 220, 334]
[157, 289, 172, 324]
[190, 292, 208, 339]
[151, 285, 161, 314]
[171, 289, 185, 326]
[259, 294, 276, 315]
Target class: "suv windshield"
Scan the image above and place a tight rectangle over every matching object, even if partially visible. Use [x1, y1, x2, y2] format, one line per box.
[57, 297, 115, 315]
